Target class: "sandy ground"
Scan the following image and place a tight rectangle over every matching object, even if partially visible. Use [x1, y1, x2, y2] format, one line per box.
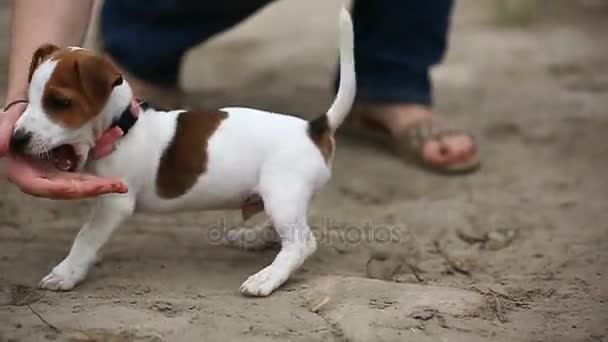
[1, 0, 607, 341]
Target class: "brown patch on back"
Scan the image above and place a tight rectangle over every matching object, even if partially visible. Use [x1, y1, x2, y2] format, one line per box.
[40, 48, 122, 129]
[156, 110, 229, 199]
[308, 114, 334, 163]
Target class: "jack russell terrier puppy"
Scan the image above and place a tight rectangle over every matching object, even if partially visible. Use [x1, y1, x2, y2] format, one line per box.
[11, 8, 355, 296]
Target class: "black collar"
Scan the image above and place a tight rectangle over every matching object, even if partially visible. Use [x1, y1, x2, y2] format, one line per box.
[110, 100, 147, 135]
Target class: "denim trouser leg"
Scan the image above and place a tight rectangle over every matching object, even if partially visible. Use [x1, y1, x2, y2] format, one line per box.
[101, 0, 275, 86]
[101, 0, 453, 107]
[352, 0, 454, 106]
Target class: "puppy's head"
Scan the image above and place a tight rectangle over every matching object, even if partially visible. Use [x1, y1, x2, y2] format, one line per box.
[12, 44, 129, 171]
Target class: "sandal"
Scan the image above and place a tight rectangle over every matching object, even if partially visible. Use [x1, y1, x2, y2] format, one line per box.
[344, 104, 481, 174]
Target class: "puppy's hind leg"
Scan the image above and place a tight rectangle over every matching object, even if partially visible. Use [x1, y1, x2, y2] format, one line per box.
[39, 195, 135, 291]
[240, 180, 317, 297]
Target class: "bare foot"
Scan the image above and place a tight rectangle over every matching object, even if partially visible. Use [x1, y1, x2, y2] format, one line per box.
[352, 103, 479, 172]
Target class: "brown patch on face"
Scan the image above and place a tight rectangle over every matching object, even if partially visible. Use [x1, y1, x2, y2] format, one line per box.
[41, 48, 123, 129]
[156, 110, 229, 199]
[308, 114, 334, 163]
[28, 44, 60, 83]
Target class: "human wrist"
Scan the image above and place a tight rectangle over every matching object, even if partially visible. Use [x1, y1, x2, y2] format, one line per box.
[3, 88, 28, 112]
[3, 99, 28, 112]
[5, 84, 28, 102]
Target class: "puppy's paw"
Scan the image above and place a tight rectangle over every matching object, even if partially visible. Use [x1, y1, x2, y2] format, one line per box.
[39, 261, 87, 291]
[240, 265, 286, 297]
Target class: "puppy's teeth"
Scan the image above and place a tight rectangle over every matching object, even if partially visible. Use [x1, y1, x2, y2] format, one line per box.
[52, 145, 77, 171]
[54, 157, 74, 172]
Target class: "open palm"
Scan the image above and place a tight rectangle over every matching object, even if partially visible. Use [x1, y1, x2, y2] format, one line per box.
[1, 102, 127, 199]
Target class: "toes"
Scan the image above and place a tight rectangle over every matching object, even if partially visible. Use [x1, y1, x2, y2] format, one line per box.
[422, 134, 477, 166]
[39, 272, 77, 291]
[39, 263, 86, 291]
[422, 141, 451, 165]
[240, 266, 283, 297]
[444, 135, 476, 160]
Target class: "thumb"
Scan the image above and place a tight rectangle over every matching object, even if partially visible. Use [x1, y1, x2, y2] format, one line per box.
[0, 103, 27, 156]
[91, 127, 123, 160]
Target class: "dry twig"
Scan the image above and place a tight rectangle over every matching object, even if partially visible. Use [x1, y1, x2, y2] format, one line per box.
[310, 296, 331, 313]
[408, 264, 424, 283]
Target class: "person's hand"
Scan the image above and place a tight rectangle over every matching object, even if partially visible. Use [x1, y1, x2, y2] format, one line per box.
[90, 99, 141, 160]
[1, 101, 128, 199]
[0, 101, 27, 156]
[6, 154, 127, 199]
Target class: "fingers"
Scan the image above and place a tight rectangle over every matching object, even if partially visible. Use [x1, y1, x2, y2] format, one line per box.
[69, 172, 124, 185]
[7, 155, 128, 199]
[91, 127, 123, 160]
[10, 173, 128, 199]
[130, 99, 141, 118]
[90, 100, 141, 160]
[12, 178, 127, 199]
[66, 178, 129, 199]
[0, 104, 27, 156]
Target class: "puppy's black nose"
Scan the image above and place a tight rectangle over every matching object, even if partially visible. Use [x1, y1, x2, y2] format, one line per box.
[10, 130, 32, 152]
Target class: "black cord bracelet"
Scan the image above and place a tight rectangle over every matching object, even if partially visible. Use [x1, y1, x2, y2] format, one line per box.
[3, 100, 28, 112]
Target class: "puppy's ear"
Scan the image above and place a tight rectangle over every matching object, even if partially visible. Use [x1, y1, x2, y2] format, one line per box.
[28, 44, 59, 83]
[112, 74, 123, 88]
[74, 55, 123, 107]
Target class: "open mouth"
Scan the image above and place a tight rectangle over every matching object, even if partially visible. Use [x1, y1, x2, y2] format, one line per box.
[50, 144, 79, 172]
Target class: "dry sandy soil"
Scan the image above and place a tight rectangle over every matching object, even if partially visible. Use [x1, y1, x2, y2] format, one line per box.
[1, 0, 607, 341]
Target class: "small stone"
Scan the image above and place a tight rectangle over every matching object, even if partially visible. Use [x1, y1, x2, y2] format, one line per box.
[152, 301, 172, 312]
[486, 229, 517, 250]
[411, 308, 435, 321]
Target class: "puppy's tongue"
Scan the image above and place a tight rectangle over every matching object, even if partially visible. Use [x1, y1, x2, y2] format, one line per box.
[52, 145, 77, 172]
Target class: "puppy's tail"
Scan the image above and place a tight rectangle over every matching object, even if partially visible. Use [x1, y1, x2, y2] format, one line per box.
[310, 7, 356, 133]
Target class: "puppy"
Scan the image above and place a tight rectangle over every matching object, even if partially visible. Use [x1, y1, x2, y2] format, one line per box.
[11, 8, 355, 296]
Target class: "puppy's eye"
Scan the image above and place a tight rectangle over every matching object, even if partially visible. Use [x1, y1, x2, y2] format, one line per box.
[49, 95, 71, 110]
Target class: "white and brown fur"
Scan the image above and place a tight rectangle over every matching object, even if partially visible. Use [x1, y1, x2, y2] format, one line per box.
[12, 9, 355, 296]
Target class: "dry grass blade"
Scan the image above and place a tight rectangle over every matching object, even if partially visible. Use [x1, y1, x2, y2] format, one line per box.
[310, 296, 331, 313]
[491, 292, 506, 323]
[27, 304, 61, 333]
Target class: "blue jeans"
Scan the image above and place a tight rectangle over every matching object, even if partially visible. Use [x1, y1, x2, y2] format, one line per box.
[101, 0, 453, 106]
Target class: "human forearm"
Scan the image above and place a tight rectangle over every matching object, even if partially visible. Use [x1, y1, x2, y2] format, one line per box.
[6, 0, 94, 103]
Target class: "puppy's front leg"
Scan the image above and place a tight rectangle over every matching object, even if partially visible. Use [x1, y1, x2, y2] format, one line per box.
[39, 195, 135, 291]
